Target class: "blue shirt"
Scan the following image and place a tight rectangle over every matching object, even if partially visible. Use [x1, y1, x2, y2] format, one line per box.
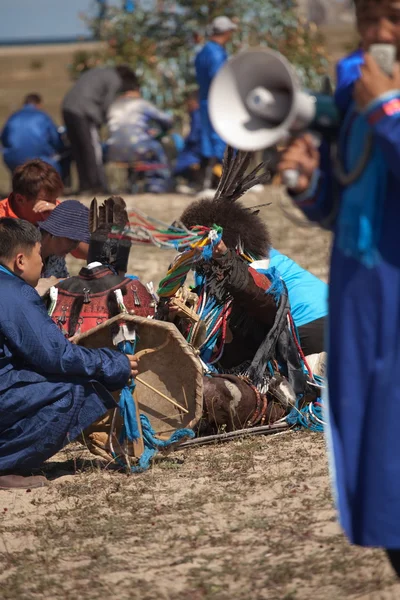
[1, 104, 64, 170]
[255, 249, 328, 328]
[335, 49, 364, 113]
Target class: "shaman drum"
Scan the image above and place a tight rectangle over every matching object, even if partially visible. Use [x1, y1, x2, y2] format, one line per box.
[73, 314, 203, 437]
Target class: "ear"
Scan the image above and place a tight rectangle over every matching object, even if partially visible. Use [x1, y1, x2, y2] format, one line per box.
[14, 252, 25, 272]
[13, 193, 25, 205]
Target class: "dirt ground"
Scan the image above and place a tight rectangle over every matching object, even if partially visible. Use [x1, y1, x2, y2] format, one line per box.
[1, 188, 399, 599]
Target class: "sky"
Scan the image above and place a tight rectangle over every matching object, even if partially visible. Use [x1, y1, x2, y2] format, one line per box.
[0, 0, 120, 43]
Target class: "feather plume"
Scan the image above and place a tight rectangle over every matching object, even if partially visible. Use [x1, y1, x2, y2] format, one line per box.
[89, 198, 98, 234]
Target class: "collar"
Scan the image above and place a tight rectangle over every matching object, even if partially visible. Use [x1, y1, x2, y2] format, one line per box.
[0, 264, 17, 278]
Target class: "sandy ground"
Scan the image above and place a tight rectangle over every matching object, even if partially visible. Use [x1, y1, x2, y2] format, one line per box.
[1, 187, 399, 599]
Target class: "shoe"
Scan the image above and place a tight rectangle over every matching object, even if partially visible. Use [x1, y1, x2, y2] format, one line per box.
[0, 474, 48, 490]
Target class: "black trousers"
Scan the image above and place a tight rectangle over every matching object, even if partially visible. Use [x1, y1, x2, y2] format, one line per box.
[297, 316, 326, 356]
[387, 550, 400, 577]
[63, 110, 106, 193]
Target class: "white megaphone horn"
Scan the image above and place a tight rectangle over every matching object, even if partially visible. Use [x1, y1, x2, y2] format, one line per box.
[209, 47, 339, 189]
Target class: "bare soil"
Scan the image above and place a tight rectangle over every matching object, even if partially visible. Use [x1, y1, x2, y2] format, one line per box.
[1, 188, 399, 599]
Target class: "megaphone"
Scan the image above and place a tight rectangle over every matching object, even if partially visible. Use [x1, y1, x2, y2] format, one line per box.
[209, 47, 340, 188]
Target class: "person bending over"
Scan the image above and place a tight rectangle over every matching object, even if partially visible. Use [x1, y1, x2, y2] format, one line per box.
[0, 218, 138, 490]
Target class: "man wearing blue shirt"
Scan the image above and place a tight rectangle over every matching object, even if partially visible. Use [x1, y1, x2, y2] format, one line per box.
[1, 94, 67, 179]
[195, 16, 238, 188]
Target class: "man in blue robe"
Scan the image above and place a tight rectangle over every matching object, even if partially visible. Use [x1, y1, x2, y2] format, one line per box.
[1, 94, 69, 180]
[0, 218, 138, 490]
[195, 16, 237, 186]
[278, 0, 400, 576]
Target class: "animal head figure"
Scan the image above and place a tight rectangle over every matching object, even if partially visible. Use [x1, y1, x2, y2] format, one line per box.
[87, 196, 131, 274]
[180, 147, 272, 260]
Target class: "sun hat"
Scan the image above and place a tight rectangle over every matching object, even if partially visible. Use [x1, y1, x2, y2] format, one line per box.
[39, 200, 90, 244]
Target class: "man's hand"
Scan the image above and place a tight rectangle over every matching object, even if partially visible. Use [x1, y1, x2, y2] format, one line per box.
[33, 201, 56, 215]
[126, 354, 139, 378]
[35, 276, 61, 297]
[354, 53, 400, 110]
[277, 134, 320, 194]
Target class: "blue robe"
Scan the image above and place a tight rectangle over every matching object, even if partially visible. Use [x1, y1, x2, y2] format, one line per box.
[1, 104, 65, 174]
[294, 65, 400, 547]
[195, 41, 227, 161]
[0, 267, 130, 472]
[174, 109, 202, 174]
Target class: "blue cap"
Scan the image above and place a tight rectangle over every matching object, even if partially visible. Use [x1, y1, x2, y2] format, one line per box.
[39, 200, 90, 244]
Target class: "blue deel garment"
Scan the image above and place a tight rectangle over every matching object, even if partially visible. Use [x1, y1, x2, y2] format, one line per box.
[292, 87, 400, 547]
[195, 41, 227, 160]
[174, 109, 202, 174]
[253, 249, 328, 328]
[1, 104, 64, 173]
[0, 267, 130, 472]
[335, 49, 364, 113]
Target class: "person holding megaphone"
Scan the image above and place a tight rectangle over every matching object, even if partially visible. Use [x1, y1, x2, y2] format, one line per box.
[277, 0, 400, 577]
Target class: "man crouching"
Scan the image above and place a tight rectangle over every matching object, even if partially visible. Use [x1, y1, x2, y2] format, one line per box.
[0, 218, 138, 489]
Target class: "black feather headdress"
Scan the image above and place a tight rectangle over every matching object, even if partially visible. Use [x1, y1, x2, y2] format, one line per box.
[180, 147, 272, 259]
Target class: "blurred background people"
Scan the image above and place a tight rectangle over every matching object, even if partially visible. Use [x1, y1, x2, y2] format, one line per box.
[174, 91, 202, 194]
[62, 64, 137, 195]
[195, 16, 237, 190]
[105, 70, 173, 194]
[1, 93, 70, 185]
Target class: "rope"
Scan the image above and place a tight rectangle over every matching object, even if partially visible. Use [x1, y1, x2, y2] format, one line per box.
[110, 208, 217, 251]
[157, 225, 222, 297]
[286, 398, 325, 432]
[111, 291, 195, 473]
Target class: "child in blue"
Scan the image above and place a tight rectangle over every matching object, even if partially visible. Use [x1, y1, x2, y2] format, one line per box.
[278, 0, 400, 577]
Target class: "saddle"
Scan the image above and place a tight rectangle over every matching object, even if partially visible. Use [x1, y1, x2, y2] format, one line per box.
[50, 265, 155, 337]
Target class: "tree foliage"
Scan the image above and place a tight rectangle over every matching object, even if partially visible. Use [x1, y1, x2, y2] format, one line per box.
[70, 0, 328, 115]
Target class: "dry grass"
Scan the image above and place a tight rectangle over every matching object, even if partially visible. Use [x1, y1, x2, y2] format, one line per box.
[1, 36, 398, 599]
[1, 187, 399, 599]
[0, 434, 398, 600]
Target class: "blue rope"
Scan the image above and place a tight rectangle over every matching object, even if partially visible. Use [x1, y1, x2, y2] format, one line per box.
[114, 339, 195, 473]
[286, 398, 324, 433]
[117, 340, 141, 442]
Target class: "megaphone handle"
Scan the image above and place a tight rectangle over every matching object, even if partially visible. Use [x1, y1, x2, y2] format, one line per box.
[282, 169, 300, 190]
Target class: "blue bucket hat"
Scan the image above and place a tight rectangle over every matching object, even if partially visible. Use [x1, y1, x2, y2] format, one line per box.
[39, 200, 90, 244]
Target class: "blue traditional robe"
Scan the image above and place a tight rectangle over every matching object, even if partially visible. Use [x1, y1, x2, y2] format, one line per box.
[0, 267, 130, 472]
[195, 41, 227, 161]
[294, 63, 400, 547]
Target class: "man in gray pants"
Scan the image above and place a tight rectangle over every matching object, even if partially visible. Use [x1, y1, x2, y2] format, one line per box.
[62, 65, 136, 195]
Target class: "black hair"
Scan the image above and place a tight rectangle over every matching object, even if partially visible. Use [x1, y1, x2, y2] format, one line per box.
[180, 199, 271, 258]
[0, 218, 41, 261]
[180, 147, 272, 258]
[115, 65, 140, 93]
[24, 93, 42, 105]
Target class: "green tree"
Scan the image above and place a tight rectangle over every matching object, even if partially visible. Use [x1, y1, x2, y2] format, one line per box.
[70, 0, 328, 115]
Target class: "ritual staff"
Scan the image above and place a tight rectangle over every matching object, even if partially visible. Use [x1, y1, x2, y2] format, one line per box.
[278, 0, 400, 576]
[0, 218, 138, 490]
